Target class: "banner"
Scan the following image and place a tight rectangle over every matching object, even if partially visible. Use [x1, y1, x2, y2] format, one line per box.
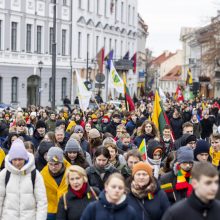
[75, 70, 92, 111]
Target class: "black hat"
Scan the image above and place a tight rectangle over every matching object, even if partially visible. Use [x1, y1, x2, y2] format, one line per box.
[194, 140, 210, 161]
[181, 134, 197, 146]
[56, 120, 66, 128]
[36, 120, 47, 129]
[38, 141, 54, 156]
[147, 140, 163, 159]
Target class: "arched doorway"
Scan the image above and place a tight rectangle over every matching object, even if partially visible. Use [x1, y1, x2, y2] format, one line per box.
[27, 75, 40, 106]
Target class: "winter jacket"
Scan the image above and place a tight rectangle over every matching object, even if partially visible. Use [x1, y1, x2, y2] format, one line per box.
[192, 120, 202, 139]
[0, 153, 47, 220]
[45, 119, 56, 132]
[32, 130, 45, 149]
[162, 192, 220, 220]
[86, 165, 118, 190]
[127, 185, 170, 220]
[200, 117, 214, 139]
[126, 120, 137, 136]
[174, 134, 194, 150]
[80, 139, 89, 153]
[170, 117, 183, 139]
[160, 138, 174, 160]
[80, 191, 138, 220]
[134, 134, 155, 148]
[56, 185, 100, 220]
[40, 160, 71, 216]
[0, 148, 5, 170]
[105, 121, 120, 137]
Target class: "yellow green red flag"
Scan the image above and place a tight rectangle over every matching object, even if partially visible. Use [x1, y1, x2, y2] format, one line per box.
[138, 138, 147, 161]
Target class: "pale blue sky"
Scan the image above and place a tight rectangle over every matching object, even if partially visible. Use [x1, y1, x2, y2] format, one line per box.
[138, 0, 218, 56]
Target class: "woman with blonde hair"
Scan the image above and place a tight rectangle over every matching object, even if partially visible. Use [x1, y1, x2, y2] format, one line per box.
[56, 165, 99, 220]
[81, 173, 137, 220]
[134, 120, 159, 147]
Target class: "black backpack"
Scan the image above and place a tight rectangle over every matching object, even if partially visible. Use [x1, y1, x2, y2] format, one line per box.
[5, 169, 36, 190]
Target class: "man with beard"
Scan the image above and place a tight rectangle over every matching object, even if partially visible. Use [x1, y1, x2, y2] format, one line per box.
[162, 162, 220, 220]
[105, 113, 121, 137]
[32, 120, 47, 149]
[160, 146, 194, 204]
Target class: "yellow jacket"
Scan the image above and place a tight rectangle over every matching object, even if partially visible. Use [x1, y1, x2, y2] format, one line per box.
[209, 146, 220, 167]
[41, 160, 71, 214]
[0, 148, 5, 168]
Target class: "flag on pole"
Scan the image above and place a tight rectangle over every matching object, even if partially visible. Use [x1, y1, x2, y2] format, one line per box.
[159, 87, 166, 103]
[131, 53, 137, 73]
[105, 50, 114, 70]
[175, 85, 184, 102]
[96, 47, 105, 73]
[123, 72, 135, 111]
[186, 68, 193, 85]
[123, 51, 130, 60]
[75, 70, 92, 111]
[138, 139, 147, 161]
[109, 60, 124, 93]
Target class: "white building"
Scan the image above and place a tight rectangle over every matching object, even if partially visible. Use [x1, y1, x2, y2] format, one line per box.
[0, 0, 140, 107]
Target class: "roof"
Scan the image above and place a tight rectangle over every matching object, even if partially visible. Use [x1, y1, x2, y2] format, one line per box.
[151, 51, 176, 66]
[160, 65, 182, 81]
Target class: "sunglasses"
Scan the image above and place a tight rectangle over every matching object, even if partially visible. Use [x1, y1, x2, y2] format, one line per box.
[17, 124, 26, 127]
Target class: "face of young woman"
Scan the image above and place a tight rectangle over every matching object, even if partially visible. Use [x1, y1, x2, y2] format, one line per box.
[69, 172, 84, 191]
[153, 151, 162, 160]
[67, 152, 78, 161]
[105, 177, 125, 204]
[134, 170, 150, 187]
[85, 123, 91, 132]
[11, 159, 25, 170]
[145, 123, 153, 134]
[95, 154, 108, 168]
[107, 147, 117, 161]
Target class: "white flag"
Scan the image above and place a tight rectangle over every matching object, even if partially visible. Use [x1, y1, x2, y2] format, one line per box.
[75, 70, 92, 111]
[159, 87, 166, 103]
[109, 61, 124, 93]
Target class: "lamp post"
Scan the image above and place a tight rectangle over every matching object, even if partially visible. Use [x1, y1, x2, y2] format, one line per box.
[38, 60, 43, 106]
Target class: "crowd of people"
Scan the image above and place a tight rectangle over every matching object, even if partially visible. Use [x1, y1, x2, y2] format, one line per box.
[0, 96, 220, 220]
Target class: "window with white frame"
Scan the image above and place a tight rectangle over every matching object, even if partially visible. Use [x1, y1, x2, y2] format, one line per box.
[78, 0, 82, 8]
[11, 77, 18, 103]
[78, 32, 81, 58]
[62, 29, 66, 56]
[121, 2, 124, 22]
[87, 33, 90, 58]
[61, 77, 67, 99]
[96, 36, 99, 55]
[26, 24, 32, 52]
[63, 0, 67, 5]
[49, 27, 53, 55]
[96, 0, 99, 14]
[0, 20, 2, 50]
[49, 77, 52, 101]
[37, 25, 42, 54]
[11, 22, 17, 51]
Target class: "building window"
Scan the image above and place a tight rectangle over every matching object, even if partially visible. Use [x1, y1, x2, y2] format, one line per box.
[78, 32, 81, 58]
[49, 27, 53, 55]
[121, 2, 124, 22]
[109, 38, 112, 51]
[120, 40, 123, 58]
[115, 0, 118, 22]
[0, 20, 2, 50]
[87, 34, 90, 58]
[37, 25, 42, 54]
[11, 22, 17, 51]
[26, 24, 32, 52]
[132, 7, 135, 25]
[87, 0, 90, 11]
[128, 5, 131, 25]
[78, 0, 81, 8]
[104, 37, 106, 51]
[104, 0, 107, 16]
[0, 77, 2, 102]
[61, 77, 67, 100]
[11, 77, 18, 103]
[114, 39, 117, 58]
[49, 77, 52, 101]
[62, 29, 66, 56]
[96, 36, 99, 55]
[63, 0, 67, 5]
[96, 0, 99, 14]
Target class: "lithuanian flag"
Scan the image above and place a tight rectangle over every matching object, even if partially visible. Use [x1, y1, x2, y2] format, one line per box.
[161, 183, 174, 193]
[186, 68, 193, 85]
[123, 73, 135, 111]
[138, 139, 147, 161]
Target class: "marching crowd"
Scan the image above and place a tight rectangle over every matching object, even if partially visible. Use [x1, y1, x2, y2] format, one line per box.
[0, 97, 220, 220]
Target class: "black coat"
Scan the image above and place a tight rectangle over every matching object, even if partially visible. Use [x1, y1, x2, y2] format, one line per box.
[162, 192, 220, 220]
[86, 165, 118, 190]
[80, 191, 138, 220]
[170, 117, 183, 139]
[56, 185, 99, 220]
[160, 170, 189, 204]
[127, 186, 170, 220]
[105, 121, 120, 137]
[200, 118, 214, 139]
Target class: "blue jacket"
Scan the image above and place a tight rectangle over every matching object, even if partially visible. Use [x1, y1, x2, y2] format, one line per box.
[80, 191, 138, 220]
[126, 120, 136, 136]
[127, 186, 170, 220]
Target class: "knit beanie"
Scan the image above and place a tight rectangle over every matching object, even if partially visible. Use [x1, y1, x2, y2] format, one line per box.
[88, 128, 100, 139]
[65, 138, 82, 153]
[177, 146, 194, 164]
[36, 120, 47, 129]
[74, 125, 84, 133]
[56, 120, 66, 128]
[194, 140, 210, 160]
[181, 134, 197, 146]
[38, 141, 54, 156]
[147, 140, 163, 159]
[67, 165, 88, 183]
[47, 147, 64, 163]
[8, 139, 28, 161]
[132, 161, 153, 177]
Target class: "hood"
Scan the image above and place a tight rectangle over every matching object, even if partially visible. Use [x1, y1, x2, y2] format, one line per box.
[99, 191, 128, 211]
[5, 152, 35, 175]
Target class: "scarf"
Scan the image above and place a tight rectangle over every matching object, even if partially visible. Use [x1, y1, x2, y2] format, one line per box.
[147, 157, 161, 179]
[175, 166, 193, 197]
[131, 178, 156, 200]
[70, 182, 87, 199]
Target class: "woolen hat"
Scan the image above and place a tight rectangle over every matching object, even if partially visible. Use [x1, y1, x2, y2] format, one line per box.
[65, 138, 82, 153]
[177, 146, 194, 163]
[194, 140, 210, 160]
[147, 140, 163, 159]
[185, 135, 197, 145]
[74, 125, 84, 133]
[38, 141, 54, 156]
[88, 128, 100, 139]
[132, 161, 153, 177]
[8, 139, 28, 161]
[47, 147, 64, 163]
[36, 120, 47, 129]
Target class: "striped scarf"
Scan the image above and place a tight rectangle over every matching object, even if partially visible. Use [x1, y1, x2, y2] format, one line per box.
[175, 167, 193, 197]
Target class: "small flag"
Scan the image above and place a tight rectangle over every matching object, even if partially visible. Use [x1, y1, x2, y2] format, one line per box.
[175, 85, 184, 102]
[161, 183, 174, 193]
[105, 50, 114, 70]
[87, 192, 91, 199]
[123, 51, 129, 60]
[130, 53, 137, 73]
[138, 139, 147, 161]
[147, 193, 154, 200]
[96, 47, 105, 73]
[186, 68, 193, 85]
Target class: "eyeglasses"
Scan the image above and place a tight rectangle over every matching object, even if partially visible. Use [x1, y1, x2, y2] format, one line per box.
[17, 124, 26, 127]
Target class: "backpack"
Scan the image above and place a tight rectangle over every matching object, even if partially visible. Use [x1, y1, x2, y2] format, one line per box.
[5, 169, 36, 190]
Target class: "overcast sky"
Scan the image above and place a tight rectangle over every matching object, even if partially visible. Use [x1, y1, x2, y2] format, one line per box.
[138, 0, 218, 56]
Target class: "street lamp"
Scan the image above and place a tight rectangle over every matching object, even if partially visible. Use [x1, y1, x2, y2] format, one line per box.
[38, 60, 43, 106]
[84, 66, 92, 90]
